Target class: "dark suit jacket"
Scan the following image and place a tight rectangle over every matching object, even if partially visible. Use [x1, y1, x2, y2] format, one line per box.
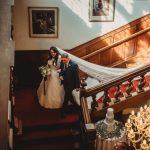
[59, 60, 80, 90]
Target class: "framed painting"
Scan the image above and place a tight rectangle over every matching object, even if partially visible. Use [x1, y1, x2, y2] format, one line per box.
[28, 7, 58, 38]
[89, 0, 115, 22]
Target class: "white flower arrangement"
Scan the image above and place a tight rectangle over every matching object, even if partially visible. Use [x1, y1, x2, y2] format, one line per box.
[39, 64, 51, 77]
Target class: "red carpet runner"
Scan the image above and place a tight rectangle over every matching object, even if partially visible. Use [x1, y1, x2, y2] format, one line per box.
[14, 87, 82, 150]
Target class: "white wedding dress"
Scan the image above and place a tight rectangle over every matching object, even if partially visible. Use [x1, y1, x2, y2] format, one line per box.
[37, 59, 65, 109]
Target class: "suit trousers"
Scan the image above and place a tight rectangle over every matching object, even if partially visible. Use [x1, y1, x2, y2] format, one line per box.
[63, 88, 77, 108]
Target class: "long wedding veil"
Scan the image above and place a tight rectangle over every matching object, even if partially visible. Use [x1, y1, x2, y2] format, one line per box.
[56, 47, 144, 84]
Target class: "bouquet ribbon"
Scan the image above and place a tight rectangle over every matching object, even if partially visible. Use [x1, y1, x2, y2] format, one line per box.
[43, 76, 47, 95]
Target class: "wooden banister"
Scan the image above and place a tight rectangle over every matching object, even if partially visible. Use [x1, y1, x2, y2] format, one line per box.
[81, 26, 150, 60]
[80, 63, 150, 122]
[85, 64, 150, 97]
[79, 63, 150, 121]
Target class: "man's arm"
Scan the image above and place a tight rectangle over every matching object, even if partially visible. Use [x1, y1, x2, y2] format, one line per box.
[73, 63, 80, 89]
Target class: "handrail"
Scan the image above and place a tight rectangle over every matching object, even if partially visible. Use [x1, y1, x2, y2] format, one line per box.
[79, 63, 150, 123]
[81, 26, 150, 60]
[84, 64, 150, 97]
[80, 64, 150, 123]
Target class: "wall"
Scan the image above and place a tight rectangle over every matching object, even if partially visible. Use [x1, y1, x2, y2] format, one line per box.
[13, 0, 150, 50]
[0, 1, 14, 150]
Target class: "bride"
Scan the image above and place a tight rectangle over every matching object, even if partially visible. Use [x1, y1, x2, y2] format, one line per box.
[37, 46, 65, 109]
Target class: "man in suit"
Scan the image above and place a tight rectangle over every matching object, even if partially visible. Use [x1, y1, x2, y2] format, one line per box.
[59, 53, 80, 116]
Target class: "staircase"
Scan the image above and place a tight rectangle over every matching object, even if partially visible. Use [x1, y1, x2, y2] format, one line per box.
[14, 87, 82, 150]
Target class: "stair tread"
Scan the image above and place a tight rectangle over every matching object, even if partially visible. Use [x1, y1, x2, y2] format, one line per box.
[20, 141, 81, 150]
[22, 112, 80, 128]
[22, 127, 80, 141]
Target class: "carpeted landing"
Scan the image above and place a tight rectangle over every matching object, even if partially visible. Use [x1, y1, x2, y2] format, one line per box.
[14, 87, 82, 150]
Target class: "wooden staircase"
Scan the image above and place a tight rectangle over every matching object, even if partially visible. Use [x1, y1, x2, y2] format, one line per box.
[13, 87, 82, 150]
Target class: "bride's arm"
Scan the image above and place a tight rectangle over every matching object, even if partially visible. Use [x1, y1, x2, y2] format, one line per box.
[47, 59, 52, 67]
[56, 55, 61, 69]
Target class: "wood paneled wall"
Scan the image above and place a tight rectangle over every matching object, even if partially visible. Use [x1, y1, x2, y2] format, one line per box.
[15, 50, 49, 87]
[70, 13, 150, 68]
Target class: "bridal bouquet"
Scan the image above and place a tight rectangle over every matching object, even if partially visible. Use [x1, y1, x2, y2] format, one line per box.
[39, 64, 51, 77]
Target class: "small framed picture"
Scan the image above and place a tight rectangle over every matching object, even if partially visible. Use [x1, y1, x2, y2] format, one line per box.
[89, 0, 115, 22]
[28, 7, 58, 38]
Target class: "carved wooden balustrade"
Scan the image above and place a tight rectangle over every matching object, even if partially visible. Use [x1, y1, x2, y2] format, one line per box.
[80, 64, 150, 150]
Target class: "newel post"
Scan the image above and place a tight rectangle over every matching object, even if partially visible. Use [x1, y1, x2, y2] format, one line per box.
[80, 78, 96, 150]
[80, 77, 87, 98]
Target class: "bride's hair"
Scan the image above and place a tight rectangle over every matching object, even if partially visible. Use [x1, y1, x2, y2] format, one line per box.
[48, 46, 60, 66]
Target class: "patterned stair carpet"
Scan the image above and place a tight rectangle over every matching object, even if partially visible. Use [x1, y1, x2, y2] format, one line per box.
[14, 87, 82, 150]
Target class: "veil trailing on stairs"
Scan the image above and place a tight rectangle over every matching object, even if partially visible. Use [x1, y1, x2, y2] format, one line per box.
[57, 47, 144, 84]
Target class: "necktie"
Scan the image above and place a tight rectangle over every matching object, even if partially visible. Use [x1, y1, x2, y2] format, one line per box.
[64, 64, 67, 71]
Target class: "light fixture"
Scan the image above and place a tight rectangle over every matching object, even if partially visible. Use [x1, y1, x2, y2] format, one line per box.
[125, 105, 150, 150]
